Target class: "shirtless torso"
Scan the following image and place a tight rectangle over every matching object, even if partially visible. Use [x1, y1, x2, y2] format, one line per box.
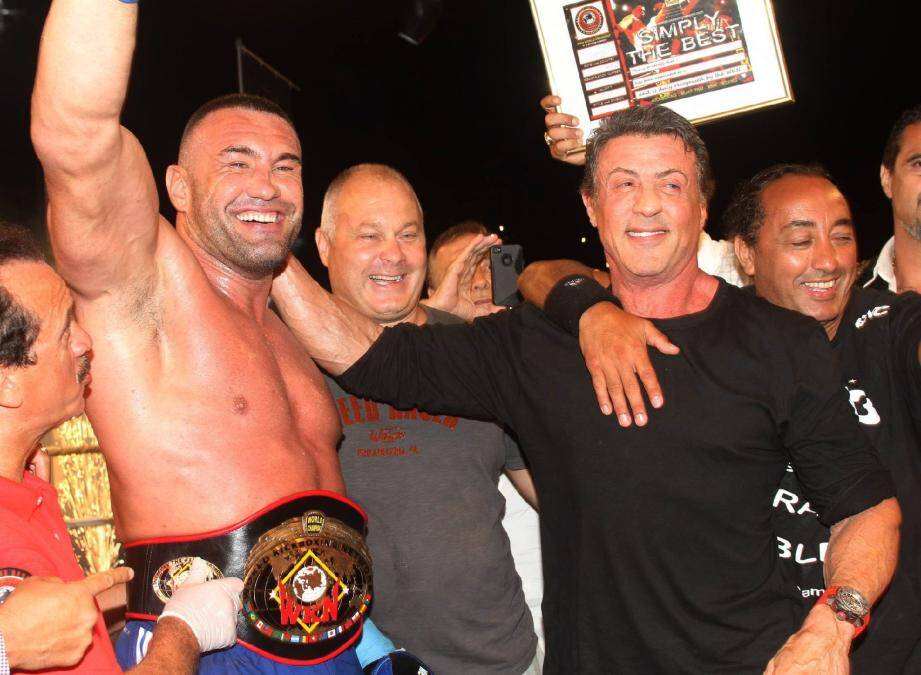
[32, 0, 343, 542]
[82, 223, 343, 540]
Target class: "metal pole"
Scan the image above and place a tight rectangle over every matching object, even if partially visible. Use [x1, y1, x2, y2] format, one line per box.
[235, 37, 245, 93]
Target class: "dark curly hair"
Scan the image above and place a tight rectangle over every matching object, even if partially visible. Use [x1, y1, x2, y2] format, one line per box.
[0, 223, 45, 367]
[722, 163, 837, 246]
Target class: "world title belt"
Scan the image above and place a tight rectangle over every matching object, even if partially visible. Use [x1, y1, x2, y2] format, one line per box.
[123, 491, 373, 665]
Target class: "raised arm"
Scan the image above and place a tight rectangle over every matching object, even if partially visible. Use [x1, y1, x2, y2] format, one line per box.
[31, 0, 161, 299]
[423, 233, 504, 320]
[519, 260, 678, 426]
[271, 256, 383, 375]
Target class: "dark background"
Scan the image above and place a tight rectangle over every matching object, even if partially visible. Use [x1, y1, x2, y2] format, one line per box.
[1, 0, 918, 280]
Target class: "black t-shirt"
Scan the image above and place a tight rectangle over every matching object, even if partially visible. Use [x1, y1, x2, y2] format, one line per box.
[339, 279, 894, 674]
[772, 286, 921, 672]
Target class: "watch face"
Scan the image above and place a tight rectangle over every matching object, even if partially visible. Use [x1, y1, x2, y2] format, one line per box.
[835, 587, 869, 617]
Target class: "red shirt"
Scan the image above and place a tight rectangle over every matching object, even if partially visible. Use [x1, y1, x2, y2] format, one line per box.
[0, 473, 120, 674]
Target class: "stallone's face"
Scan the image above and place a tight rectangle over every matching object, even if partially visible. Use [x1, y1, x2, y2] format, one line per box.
[735, 175, 858, 339]
[0, 262, 93, 430]
[317, 175, 427, 325]
[178, 108, 304, 277]
[582, 133, 707, 286]
[881, 122, 921, 241]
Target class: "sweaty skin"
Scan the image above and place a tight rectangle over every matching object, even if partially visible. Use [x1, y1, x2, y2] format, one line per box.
[86, 229, 345, 539]
[31, 0, 343, 541]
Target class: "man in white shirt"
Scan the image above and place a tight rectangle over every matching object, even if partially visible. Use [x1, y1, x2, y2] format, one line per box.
[863, 105, 921, 293]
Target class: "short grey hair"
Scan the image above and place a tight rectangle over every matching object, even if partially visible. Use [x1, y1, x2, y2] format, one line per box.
[320, 164, 422, 236]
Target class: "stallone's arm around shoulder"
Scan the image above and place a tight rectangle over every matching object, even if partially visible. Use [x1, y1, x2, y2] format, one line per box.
[31, 0, 160, 299]
[271, 256, 383, 375]
[765, 497, 900, 673]
[518, 259, 608, 309]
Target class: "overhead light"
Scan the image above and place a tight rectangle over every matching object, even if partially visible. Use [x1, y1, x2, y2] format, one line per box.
[0, 0, 24, 34]
[397, 0, 443, 46]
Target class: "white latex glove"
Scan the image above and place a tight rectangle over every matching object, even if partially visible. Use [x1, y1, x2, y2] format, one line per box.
[158, 557, 242, 653]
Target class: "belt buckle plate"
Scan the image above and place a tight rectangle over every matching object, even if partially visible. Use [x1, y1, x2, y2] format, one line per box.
[242, 509, 373, 654]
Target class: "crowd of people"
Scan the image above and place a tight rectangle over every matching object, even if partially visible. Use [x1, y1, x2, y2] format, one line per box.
[0, 1, 918, 674]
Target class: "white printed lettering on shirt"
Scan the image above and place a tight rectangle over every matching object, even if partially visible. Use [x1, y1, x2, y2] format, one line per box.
[773, 489, 818, 516]
[854, 304, 890, 329]
[776, 537, 827, 564]
[846, 384, 881, 425]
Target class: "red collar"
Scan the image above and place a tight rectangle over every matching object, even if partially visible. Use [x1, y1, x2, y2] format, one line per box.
[0, 472, 58, 521]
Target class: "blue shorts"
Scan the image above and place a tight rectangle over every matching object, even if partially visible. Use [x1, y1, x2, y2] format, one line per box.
[116, 620, 363, 674]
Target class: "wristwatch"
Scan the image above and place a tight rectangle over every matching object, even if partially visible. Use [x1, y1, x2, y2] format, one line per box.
[819, 586, 871, 637]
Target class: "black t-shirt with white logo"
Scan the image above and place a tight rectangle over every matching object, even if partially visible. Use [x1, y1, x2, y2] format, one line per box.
[339, 279, 894, 674]
[772, 286, 921, 672]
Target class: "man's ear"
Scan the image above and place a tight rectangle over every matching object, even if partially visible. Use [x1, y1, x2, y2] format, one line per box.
[314, 228, 331, 268]
[581, 192, 598, 229]
[698, 201, 708, 233]
[165, 164, 190, 213]
[733, 235, 757, 278]
[0, 370, 23, 409]
[880, 164, 893, 200]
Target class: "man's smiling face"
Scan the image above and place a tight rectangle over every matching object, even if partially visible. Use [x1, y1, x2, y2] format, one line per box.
[180, 107, 304, 278]
[317, 171, 426, 325]
[735, 174, 858, 339]
[582, 133, 707, 286]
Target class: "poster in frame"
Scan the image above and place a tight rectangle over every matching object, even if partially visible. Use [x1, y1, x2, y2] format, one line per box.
[530, 0, 792, 151]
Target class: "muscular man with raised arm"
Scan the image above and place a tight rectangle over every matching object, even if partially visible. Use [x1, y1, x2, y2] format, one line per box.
[271, 106, 900, 673]
[31, 2, 373, 672]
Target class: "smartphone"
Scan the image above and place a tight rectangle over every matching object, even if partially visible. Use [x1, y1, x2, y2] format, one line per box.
[490, 244, 524, 307]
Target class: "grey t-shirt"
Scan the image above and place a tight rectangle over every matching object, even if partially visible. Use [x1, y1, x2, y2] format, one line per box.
[328, 306, 536, 674]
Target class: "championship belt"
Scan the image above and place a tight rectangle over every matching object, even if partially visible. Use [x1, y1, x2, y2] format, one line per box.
[124, 491, 373, 664]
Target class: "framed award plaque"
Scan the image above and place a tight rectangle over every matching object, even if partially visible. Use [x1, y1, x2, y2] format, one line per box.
[530, 0, 792, 136]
